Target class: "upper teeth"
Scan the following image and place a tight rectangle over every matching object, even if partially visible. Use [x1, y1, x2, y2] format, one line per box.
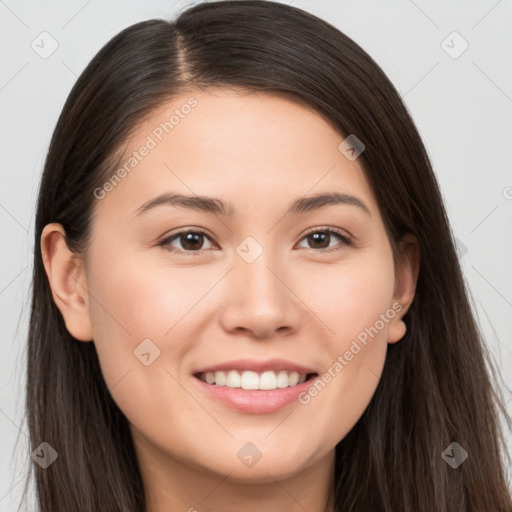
[199, 370, 308, 390]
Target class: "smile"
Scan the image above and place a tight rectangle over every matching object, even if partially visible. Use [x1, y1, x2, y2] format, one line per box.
[192, 368, 319, 414]
[195, 369, 313, 390]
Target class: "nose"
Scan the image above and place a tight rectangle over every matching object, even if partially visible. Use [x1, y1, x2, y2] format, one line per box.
[219, 253, 303, 339]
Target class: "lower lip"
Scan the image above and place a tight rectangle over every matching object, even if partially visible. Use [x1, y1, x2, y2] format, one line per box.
[192, 375, 317, 414]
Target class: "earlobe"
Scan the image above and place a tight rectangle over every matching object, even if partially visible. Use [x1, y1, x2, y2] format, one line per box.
[388, 234, 420, 344]
[40, 223, 93, 342]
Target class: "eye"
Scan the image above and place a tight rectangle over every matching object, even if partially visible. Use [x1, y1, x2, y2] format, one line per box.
[159, 226, 351, 255]
[159, 229, 216, 254]
[296, 227, 351, 252]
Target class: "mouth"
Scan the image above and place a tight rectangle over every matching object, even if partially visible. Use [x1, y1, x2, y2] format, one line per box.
[191, 359, 319, 413]
[192, 367, 319, 414]
[194, 370, 318, 390]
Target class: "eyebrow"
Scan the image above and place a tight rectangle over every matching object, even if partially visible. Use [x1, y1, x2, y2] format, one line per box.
[133, 191, 371, 218]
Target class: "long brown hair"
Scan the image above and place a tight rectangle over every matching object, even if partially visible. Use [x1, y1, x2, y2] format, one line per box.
[20, 1, 512, 510]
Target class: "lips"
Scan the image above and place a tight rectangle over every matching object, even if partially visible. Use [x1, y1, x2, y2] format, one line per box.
[191, 358, 319, 413]
[193, 358, 317, 375]
[192, 370, 318, 414]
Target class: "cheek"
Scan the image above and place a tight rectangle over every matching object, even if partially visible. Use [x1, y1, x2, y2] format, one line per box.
[84, 247, 197, 401]
[84, 258, 196, 436]
[87, 245, 212, 344]
[294, 250, 395, 344]
[295, 250, 395, 442]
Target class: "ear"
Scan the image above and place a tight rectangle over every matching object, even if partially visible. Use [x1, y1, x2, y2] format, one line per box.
[388, 233, 420, 344]
[40, 223, 93, 342]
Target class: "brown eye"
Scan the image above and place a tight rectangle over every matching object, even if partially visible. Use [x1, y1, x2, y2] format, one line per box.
[297, 229, 351, 252]
[160, 230, 215, 253]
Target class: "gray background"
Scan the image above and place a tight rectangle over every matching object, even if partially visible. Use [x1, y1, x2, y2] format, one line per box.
[1, 0, 511, 509]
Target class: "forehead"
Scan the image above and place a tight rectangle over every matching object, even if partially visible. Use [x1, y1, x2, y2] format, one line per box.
[93, 89, 379, 221]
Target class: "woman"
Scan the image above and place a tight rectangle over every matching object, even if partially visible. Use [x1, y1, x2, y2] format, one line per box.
[23, 1, 512, 510]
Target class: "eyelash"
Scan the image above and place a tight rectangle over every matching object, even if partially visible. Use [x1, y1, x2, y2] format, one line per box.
[158, 226, 352, 255]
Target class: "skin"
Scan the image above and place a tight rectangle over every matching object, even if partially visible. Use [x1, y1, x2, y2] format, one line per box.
[41, 89, 419, 512]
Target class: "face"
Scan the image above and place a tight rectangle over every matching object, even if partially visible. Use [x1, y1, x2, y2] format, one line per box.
[43, 89, 417, 489]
